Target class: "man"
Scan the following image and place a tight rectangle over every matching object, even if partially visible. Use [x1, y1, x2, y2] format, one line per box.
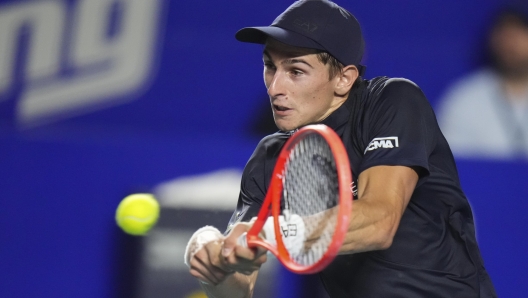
[437, 2, 528, 159]
[185, 1, 497, 297]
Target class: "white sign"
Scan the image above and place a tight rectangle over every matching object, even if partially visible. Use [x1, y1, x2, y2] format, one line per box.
[0, 0, 163, 127]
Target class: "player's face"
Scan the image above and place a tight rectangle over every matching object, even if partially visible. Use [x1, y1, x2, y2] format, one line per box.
[263, 40, 342, 131]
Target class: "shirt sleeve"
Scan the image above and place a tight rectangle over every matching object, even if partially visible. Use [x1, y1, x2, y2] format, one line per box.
[359, 78, 436, 176]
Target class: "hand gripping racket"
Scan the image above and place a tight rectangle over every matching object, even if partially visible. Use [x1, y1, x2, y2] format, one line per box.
[238, 124, 353, 274]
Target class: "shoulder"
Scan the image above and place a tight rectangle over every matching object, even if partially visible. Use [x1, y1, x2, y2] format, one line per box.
[364, 76, 430, 112]
[253, 131, 290, 153]
[367, 76, 419, 90]
[245, 132, 289, 169]
[368, 76, 423, 96]
[241, 132, 290, 198]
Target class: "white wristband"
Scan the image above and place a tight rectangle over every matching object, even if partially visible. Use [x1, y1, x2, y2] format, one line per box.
[262, 214, 306, 256]
[184, 226, 224, 267]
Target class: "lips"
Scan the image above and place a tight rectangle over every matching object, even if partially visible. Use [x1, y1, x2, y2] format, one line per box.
[273, 104, 293, 117]
[274, 104, 290, 112]
[271, 99, 294, 118]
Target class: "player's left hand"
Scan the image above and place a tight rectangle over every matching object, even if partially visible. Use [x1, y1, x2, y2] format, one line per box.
[222, 222, 268, 275]
[190, 239, 234, 285]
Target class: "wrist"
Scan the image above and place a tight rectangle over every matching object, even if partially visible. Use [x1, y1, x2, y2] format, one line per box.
[184, 226, 224, 267]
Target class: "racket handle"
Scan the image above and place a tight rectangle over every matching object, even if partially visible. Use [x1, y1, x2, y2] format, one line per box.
[237, 232, 248, 248]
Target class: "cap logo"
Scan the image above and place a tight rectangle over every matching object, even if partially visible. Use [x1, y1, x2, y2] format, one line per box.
[293, 18, 318, 33]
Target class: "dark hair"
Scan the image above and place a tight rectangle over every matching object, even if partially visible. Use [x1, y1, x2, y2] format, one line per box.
[315, 52, 344, 79]
[315, 51, 363, 89]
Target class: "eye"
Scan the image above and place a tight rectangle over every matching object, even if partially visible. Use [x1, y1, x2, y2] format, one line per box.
[263, 62, 275, 70]
[291, 69, 304, 76]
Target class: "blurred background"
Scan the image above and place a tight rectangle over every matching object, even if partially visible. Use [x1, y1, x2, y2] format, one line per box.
[0, 0, 527, 297]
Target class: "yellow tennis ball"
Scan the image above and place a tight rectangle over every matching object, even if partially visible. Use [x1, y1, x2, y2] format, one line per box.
[116, 193, 160, 236]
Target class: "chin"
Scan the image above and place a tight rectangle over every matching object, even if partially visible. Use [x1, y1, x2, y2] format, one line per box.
[274, 117, 306, 132]
[280, 126, 300, 132]
[275, 122, 295, 132]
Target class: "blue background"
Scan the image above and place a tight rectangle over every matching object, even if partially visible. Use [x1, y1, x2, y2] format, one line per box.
[0, 0, 526, 297]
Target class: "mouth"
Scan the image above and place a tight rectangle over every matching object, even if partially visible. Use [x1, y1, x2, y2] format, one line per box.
[273, 104, 291, 113]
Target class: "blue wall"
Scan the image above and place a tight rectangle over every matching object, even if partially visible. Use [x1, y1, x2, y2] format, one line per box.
[0, 0, 525, 297]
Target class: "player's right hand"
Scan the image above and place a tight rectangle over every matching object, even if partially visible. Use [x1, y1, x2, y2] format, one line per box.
[188, 239, 234, 285]
[221, 222, 268, 275]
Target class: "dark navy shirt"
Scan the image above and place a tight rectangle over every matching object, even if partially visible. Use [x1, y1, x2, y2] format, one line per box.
[227, 77, 497, 298]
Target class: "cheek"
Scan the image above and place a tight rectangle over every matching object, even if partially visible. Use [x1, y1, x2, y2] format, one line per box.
[307, 82, 334, 104]
[299, 88, 330, 116]
[263, 72, 270, 88]
[301, 77, 327, 98]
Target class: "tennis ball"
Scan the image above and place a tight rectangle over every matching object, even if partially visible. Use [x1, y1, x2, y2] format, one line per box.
[116, 193, 160, 236]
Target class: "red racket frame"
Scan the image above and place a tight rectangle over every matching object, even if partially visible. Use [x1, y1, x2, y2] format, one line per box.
[244, 124, 353, 274]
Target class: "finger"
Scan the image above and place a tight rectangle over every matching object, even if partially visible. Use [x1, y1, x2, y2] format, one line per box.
[222, 244, 268, 272]
[223, 223, 252, 257]
[254, 246, 269, 258]
[193, 249, 232, 285]
[189, 268, 215, 285]
[189, 269, 226, 286]
[188, 236, 237, 286]
[224, 254, 265, 273]
[234, 244, 269, 261]
[254, 251, 268, 265]
[240, 270, 254, 276]
[204, 249, 234, 280]
[233, 245, 258, 260]
[190, 257, 221, 285]
[202, 240, 234, 274]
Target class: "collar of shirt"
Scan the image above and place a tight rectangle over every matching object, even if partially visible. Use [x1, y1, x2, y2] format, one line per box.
[321, 85, 363, 132]
[321, 101, 351, 132]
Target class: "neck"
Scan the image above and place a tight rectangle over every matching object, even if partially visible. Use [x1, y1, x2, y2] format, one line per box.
[320, 95, 348, 121]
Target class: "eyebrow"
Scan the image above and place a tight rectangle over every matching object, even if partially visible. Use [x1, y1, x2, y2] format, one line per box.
[262, 50, 315, 69]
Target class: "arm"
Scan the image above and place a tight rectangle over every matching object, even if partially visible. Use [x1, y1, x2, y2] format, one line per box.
[187, 223, 267, 298]
[188, 135, 280, 296]
[198, 266, 259, 298]
[339, 165, 418, 253]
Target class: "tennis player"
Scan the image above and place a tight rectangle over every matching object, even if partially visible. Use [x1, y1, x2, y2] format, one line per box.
[185, 1, 497, 297]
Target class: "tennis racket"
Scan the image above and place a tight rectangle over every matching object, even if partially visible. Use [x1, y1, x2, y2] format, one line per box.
[238, 124, 353, 274]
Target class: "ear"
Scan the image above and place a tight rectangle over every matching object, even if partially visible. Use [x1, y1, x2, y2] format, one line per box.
[335, 65, 359, 97]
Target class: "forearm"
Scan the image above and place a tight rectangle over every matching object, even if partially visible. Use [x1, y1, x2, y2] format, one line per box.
[300, 198, 397, 254]
[200, 271, 258, 298]
[303, 199, 398, 254]
[339, 165, 417, 253]
[339, 198, 400, 253]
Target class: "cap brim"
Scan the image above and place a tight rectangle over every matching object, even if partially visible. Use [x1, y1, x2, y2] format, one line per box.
[235, 26, 325, 51]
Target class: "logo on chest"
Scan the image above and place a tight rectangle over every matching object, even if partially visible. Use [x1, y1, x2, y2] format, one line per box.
[364, 137, 399, 153]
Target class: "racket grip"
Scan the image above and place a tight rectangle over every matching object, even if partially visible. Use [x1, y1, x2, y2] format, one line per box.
[237, 232, 248, 248]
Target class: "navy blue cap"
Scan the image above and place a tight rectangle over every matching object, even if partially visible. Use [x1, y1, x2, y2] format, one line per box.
[236, 0, 366, 75]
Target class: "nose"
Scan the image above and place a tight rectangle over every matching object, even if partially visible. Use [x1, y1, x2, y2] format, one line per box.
[266, 71, 285, 99]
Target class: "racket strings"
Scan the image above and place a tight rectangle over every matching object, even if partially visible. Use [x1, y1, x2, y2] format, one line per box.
[282, 133, 340, 266]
